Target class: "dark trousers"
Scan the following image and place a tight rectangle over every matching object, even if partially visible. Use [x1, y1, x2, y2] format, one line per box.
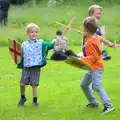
[0, 10, 8, 26]
[51, 50, 77, 60]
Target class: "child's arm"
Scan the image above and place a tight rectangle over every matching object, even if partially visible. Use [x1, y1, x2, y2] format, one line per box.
[99, 36, 114, 47]
[115, 44, 120, 47]
[62, 17, 76, 37]
[53, 37, 63, 51]
[43, 41, 55, 50]
[53, 36, 68, 52]
[99, 36, 120, 49]
[63, 36, 68, 51]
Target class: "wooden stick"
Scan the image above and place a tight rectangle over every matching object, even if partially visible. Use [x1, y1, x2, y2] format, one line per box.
[56, 21, 83, 34]
[114, 40, 116, 51]
[62, 17, 76, 37]
[61, 17, 76, 50]
[55, 17, 77, 50]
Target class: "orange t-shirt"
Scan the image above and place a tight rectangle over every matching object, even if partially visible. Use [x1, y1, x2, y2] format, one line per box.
[81, 35, 104, 71]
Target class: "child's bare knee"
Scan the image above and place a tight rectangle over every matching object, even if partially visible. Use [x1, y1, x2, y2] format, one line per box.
[31, 85, 37, 88]
[20, 83, 25, 86]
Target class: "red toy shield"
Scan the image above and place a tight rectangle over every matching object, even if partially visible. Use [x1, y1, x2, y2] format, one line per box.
[8, 37, 22, 64]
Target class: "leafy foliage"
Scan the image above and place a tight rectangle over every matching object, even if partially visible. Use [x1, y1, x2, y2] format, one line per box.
[0, 0, 120, 46]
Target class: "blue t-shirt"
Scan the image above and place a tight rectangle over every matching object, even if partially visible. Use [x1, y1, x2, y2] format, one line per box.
[96, 28, 102, 36]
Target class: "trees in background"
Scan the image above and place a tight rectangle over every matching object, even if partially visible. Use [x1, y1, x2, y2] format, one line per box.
[10, 0, 40, 5]
[10, 0, 25, 4]
[9, 0, 120, 5]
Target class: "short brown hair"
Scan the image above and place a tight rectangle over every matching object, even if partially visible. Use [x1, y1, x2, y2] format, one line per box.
[88, 5, 102, 16]
[26, 23, 39, 32]
[83, 17, 98, 34]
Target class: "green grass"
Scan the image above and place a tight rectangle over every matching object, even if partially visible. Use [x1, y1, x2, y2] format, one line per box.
[0, 1, 120, 119]
[0, 46, 120, 120]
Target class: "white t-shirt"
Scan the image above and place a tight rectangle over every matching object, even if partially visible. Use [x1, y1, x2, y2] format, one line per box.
[52, 38, 67, 54]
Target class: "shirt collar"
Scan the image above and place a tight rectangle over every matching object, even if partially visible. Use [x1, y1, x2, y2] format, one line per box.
[29, 39, 37, 43]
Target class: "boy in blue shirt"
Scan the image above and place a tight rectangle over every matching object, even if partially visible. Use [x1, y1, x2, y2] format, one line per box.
[82, 5, 116, 91]
[82, 5, 115, 57]
[18, 23, 57, 107]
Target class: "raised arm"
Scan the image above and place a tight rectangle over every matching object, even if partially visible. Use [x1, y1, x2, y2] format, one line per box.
[99, 36, 114, 47]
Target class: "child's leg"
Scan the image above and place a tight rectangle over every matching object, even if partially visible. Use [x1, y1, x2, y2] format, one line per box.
[91, 70, 111, 105]
[18, 83, 27, 106]
[20, 83, 25, 97]
[30, 67, 40, 106]
[3, 11, 8, 26]
[0, 11, 3, 26]
[32, 85, 38, 98]
[91, 70, 114, 114]
[80, 71, 98, 105]
[91, 83, 95, 90]
[18, 68, 30, 106]
[51, 51, 67, 60]
[32, 85, 39, 106]
[65, 50, 77, 57]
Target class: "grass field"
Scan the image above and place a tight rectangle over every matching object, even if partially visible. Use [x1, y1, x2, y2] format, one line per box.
[0, 46, 120, 120]
[0, 1, 120, 119]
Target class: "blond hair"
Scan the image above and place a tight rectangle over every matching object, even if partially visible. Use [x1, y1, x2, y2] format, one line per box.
[88, 5, 102, 16]
[83, 17, 98, 34]
[26, 23, 39, 32]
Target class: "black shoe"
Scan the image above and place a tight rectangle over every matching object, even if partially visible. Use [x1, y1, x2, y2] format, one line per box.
[18, 97, 27, 107]
[101, 105, 115, 115]
[103, 56, 111, 61]
[86, 103, 99, 108]
[32, 102, 39, 107]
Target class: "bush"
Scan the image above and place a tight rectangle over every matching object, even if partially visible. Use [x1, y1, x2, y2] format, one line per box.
[10, 0, 25, 4]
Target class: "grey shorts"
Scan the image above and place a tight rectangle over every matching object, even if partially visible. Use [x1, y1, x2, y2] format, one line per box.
[20, 67, 41, 86]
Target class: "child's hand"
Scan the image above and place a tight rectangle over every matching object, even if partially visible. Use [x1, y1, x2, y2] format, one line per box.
[108, 43, 114, 47]
[113, 44, 116, 48]
[54, 40, 59, 46]
[63, 36, 68, 41]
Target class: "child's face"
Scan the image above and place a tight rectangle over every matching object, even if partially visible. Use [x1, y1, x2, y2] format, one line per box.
[27, 27, 38, 40]
[92, 8, 102, 21]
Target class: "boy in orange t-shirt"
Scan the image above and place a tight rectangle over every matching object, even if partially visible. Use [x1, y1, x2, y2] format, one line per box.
[80, 17, 115, 115]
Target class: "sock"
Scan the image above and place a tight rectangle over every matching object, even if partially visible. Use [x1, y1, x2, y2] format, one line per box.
[21, 95, 25, 99]
[33, 97, 37, 103]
